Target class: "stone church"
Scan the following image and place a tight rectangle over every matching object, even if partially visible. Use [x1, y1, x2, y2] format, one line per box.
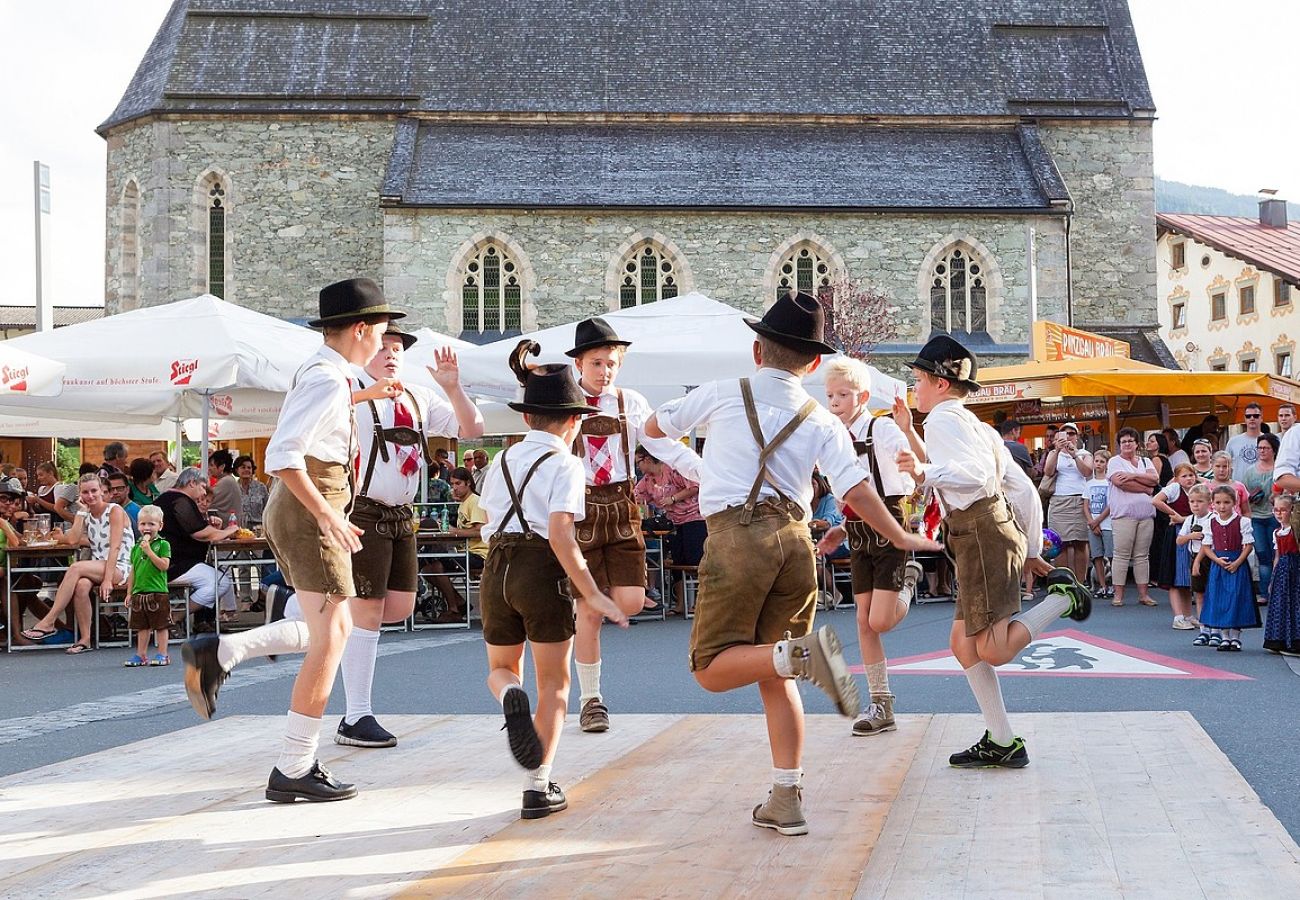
[101, 0, 1161, 362]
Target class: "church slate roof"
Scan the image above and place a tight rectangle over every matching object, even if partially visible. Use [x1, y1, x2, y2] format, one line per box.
[381, 121, 1071, 210]
[100, 0, 1154, 133]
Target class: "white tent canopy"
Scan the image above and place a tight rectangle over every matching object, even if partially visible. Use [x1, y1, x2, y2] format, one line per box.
[423, 293, 906, 435]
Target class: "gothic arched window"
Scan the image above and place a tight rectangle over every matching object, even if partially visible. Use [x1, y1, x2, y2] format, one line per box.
[619, 243, 679, 308]
[775, 245, 833, 304]
[207, 183, 226, 299]
[461, 243, 522, 335]
[929, 246, 988, 335]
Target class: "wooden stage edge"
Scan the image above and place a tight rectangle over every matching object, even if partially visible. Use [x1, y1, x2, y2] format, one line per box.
[1, 712, 1296, 899]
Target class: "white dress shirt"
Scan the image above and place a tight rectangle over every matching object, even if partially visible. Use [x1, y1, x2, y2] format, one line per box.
[480, 430, 586, 540]
[915, 399, 1043, 559]
[1275, 423, 1300, 481]
[848, 413, 915, 498]
[578, 386, 702, 484]
[353, 370, 459, 507]
[265, 344, 354, 473]
[655, 367, 869, 520]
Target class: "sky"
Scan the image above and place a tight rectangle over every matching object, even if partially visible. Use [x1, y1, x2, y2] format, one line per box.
[0, 0, 1295, 310]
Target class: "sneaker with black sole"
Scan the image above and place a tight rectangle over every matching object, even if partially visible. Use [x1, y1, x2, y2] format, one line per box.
[751, 784, 808, 836]
[502, 687, 543, 770]
[949, 730, 1030, 769]
[898, 560, 924, 606]
[265, 761, 358, 803]
[579, 697, 610, 733]
[335, 715, 397, 748]
[786, 627, 861, 718]
[521, 782, 568, 819]
[1045, 567, 1091, 622]
[181, 635, 228, 720]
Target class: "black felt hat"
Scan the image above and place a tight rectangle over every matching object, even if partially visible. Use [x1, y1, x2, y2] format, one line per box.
[745, 291, 837, 356]
[566, 317, 632, 357]
[508, 341, 600, 416]
[309, 278, 407, 328]
[381, 324, 418, 351]
[910, 334, 981, 390]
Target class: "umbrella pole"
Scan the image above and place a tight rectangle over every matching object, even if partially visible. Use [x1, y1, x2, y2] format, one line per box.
[173, 418, 184, 472]
[200, 392, 211, 480]
[1107, 396, 1119, 449]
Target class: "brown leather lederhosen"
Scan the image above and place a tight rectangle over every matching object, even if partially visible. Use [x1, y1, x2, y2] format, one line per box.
[480, 449, 576, 645]
[571, 389, 646, 590]
[349, 376, 424, 597]
[688, 378, 819, 671]
[262, 358, 358, 602]
[844, 414, 910, 594]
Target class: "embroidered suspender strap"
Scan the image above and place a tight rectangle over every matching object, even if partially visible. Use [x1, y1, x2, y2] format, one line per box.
[737, 377, 817, 525]
[404, 387, 433, 471]
[616, 389, 633, 482]
[292, 359, 359, 510]
[864, 416, 887, 498]
[495, 450, 558, 538]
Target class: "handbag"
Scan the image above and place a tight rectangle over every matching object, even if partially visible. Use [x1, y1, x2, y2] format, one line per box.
[1037, 470, 1057, 499]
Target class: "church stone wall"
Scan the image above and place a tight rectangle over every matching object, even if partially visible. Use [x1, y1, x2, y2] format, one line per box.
[384, 210, 1068, 346]
[1039, 120, 1157, 327]
[105, 118, 394, 318]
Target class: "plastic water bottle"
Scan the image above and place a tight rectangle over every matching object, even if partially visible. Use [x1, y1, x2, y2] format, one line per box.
[228, 512, 238, 530]
[439, 507, 449, 532]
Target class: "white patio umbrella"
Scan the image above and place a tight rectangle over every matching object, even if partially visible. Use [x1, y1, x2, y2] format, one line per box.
[0, 295, 322, 470]
[444, 293, 905, 434]
[0, 344, 66, 397]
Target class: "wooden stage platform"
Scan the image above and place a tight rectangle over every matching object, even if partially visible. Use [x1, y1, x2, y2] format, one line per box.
[2, 712, 1296, 898]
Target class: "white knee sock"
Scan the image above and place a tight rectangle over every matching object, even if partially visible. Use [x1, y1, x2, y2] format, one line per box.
[497, 682, 524, 706]
[1010, 590, 1071, 642]
[963, 662, 1013, 746]
[341, 627, 381, 725]
[577, 660, 602, 703]
[216, 619, 310, 670]
[524, 763, 552, 793]
[283, 592, 302, 621]
[865, 660, 890, 695]
[772, 767, 802, 787]
[772, 640, 794, 678]
[277, 710, 321, 778]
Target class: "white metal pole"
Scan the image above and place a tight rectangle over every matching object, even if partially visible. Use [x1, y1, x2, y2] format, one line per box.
[33, 162, 53, 332]
[200, 392, 211, 480]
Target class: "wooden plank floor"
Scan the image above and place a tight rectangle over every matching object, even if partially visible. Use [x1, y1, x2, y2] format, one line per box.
[1, 712, 1295, 899]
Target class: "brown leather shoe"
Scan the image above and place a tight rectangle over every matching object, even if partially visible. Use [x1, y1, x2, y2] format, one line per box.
[579, 697, 609, 733]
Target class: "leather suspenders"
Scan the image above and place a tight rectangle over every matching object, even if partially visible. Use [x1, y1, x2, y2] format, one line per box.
[738, 378, 817, 525]
[572, 389, 634, 483]
[356, 378, 430, 500]
[495, 450, 558, 538]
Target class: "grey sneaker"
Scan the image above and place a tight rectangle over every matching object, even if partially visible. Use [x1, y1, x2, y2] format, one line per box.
[751, 784, 808, 836]
[898, 560, 924, 606]
[851, 692, 897, 736]
[785, 627, 861, 717]
[579, 697, 609, 733]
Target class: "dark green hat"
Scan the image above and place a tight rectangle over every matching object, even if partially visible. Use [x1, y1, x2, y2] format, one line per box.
[309, 278, 407, 328]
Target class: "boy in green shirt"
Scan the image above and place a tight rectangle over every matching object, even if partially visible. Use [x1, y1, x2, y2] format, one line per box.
[125, 505, 172, 666]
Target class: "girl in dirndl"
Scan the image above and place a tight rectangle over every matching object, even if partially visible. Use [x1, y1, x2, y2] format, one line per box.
[1199, 484, 1259, 652]
[1152, 462, 1200, 630]
[1263, 494, 1300, 655]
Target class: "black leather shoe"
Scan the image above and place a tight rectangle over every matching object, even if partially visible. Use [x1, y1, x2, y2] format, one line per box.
[335, 715, 397, 748]
[502, 687, 543, 770]
[181, 635, 228, 720]
[265, 761, 358, 803]
[521, 782, 567, 819]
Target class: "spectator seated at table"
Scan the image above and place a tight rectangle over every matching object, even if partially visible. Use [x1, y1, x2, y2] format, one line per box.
[0, 479, 45, 646]
[208, 450, 241, 526]
[21, 473, 134, 654]
[233, 454, 269, 528]
[98, 441, 130, 481]
[633, 446, 706, 615]
[150, 450, 179, 492]
[421, 467, 487, 623]
[157, 467, 240, 626]
[128, 457, 159, 506]
[29, 461, 77, 525]
[809, 471, 850, 560]
[105, 471, 142, 538]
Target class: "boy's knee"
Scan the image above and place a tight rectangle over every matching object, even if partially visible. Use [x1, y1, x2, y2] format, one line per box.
[693, 667, 726, 693]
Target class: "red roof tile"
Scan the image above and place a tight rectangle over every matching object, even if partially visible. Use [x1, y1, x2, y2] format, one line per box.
[1157, 213, 1300, 283]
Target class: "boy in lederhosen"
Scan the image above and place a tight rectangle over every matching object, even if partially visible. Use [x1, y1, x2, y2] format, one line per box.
[646, 292, 938, 835]
[818, 356, 926, 737]
[335, 325, 484, 749]
[182, 278, 402, 803]
[566, 318, 701, 733]
[480, 341, 629, 820]
[896, 335, 1092, 769]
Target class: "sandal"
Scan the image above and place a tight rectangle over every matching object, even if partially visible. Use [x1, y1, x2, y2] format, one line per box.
[21, 627, 58, 642]
[1207, 634, 1223, 647]
[1192, 633, 1210, 646]
[149, 653, 171, 666]
[65, 643, 93, 655]
[124, 654, 147, 667]
[1138, 597, 1158, 607]
[1111, 599, 1124, 607]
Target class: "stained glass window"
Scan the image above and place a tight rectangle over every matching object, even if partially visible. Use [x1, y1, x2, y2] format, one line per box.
[462, 244, 521, 334]
[929, 246, 988, 335]
[775, 246, 832, 304]
[208, 185, 225, 299]
[620, 243, 678, 308]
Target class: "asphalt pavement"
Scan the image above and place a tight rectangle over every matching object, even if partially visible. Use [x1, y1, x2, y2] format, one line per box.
[2, 590, 1296, 840]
